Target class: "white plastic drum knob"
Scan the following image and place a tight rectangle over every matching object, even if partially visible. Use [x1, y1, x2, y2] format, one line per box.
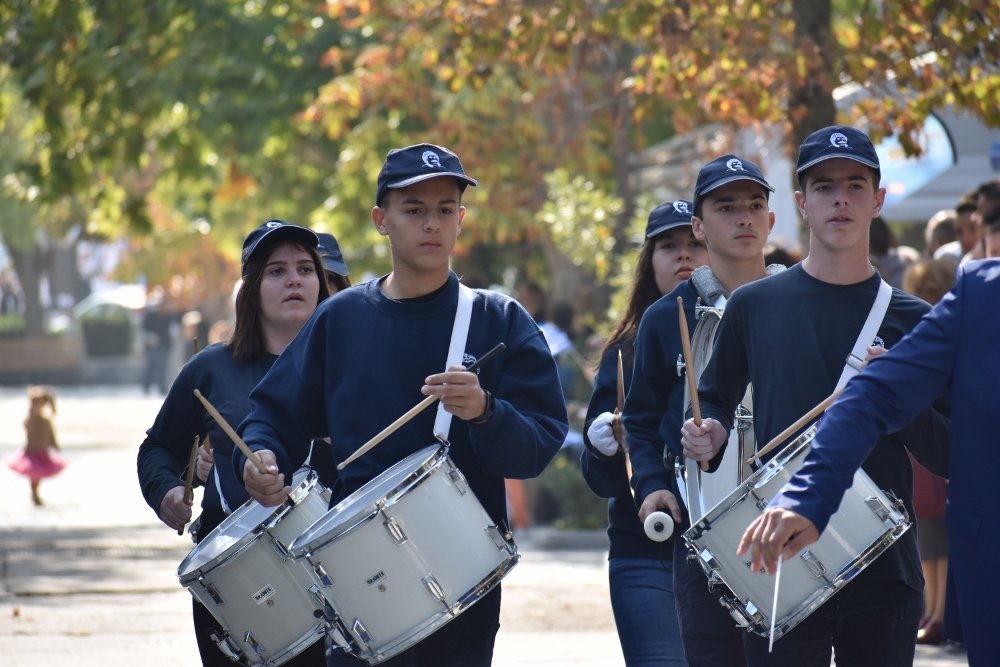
[643, 511, 674, 542]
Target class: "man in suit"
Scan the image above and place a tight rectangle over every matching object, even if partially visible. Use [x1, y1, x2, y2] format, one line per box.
[739, 258, 999, 666]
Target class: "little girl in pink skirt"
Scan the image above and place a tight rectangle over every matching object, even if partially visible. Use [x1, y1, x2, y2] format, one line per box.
[4, 385, 67, 505]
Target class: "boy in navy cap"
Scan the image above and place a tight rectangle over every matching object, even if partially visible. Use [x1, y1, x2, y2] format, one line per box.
[625, 154, 779, 667]
[682, 127, 949, 665]
[236, 143, 567, 666]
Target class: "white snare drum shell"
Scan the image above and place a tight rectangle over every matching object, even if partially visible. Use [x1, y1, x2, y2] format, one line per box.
[290, 445, 519, 663]
[682, 425, 910, 641]
[177, 468, 332, 666]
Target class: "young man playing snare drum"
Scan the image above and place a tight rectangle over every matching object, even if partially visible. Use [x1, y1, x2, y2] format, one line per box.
[625, 154, 779, 667]
[681, 126, 949, 666]
[236, 143, 567, 666]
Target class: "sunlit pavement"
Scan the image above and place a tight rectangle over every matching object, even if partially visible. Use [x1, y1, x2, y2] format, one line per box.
[0, 386, 967, 666]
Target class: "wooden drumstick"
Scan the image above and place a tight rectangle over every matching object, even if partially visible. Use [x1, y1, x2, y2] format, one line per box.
[615, 349, 634, 482]
[178, 435, 200, 535]
[748, 388, 842, 463]
[337, 342, 506, 471]
[677, 297, 709, 472]
[193, 389, 267, 474]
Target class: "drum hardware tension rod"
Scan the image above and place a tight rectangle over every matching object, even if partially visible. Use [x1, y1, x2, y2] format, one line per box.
[747, 389, 842, 464]
[677, 297, 709, 472]
[337, 342, 506, 471]
[193, 389, 268, 474]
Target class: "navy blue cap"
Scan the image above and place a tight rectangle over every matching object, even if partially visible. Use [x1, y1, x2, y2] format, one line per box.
[241, 220, 318, 276]
[316, 232, 349, 277]
[796, 126, 881, 182]
[646, 199, 695, 238]
[376, 143, 478, 204]
[693, 154, 774, 211]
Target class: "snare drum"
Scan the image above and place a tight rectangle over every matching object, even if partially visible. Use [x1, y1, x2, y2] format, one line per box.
[683, 424, 910, 641]
[289, 445, 519, 665]
[677, 306, 756, 524]
[178, 468, 331, 666]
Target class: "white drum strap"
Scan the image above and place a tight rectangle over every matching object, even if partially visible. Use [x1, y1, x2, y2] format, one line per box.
[212, 465, 231, 515]
[433, 283, 475, 442]
[835, 278, 892, 392]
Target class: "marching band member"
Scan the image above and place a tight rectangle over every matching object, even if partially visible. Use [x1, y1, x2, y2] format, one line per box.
[581, 199, 708, 665]
[626, 155, 777, 666]
[138, 220, 332, 665]
[683, 127, 949, 666]
[739, 258, 998, 666]
[236, 143, 568, 666]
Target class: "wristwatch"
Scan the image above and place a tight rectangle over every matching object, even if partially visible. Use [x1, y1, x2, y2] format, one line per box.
[470, 389, 494, 425]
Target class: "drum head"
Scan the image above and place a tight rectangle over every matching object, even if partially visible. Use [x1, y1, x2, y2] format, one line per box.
[177, 467, 312, 580]
[292, 445, 443, 554]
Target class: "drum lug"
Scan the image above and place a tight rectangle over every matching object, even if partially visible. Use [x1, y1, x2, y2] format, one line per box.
[716, 596, 751, 627]
[675, 353, 685, 377]
[864, 495, 891, 522]
[742, 599, 768, 628]
[485, 525, 516, 553]
[447, 467, 469, 495]
[698, 547, 720, 572]
[750, 490, 769, 512]
[243, 630, 266, 658]
[268, 530, 291, 559]
[800, 549, 830, 582]
[310, 558, 333, 587]
[209, 629, 242, 661]
[352, 618, 374, 648]
[201, 578, 225, 605]
[383, 515, 408, 544]
[422, 574, 447, 603]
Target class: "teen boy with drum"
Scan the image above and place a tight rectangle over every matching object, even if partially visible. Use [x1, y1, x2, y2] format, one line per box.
[681, 126, 949, 666]
[236, 143, 567, 666]
[625, 155, 778, 666]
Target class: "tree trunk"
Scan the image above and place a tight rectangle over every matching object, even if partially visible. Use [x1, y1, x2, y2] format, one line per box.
[790, 0, 837, 248]
[8, 242, 47, 337]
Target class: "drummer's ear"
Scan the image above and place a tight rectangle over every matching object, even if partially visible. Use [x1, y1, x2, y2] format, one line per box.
[692, 216, 706, 241]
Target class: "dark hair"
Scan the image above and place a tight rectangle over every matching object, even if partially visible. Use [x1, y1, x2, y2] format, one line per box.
[376, 178, 467, 209]
[796, 164, 879, 192]
[868, 216, 896, 256]
[228, 237, 330, 363]
[956, 194, 977, 215]
[763, 243, 800, 268]
[984, 205, 1000, 233]
[326, 272, 352, 293]
[601, 238, 662, 364]
[693, 185, 771, 220]
[976, 179, 1000, 204]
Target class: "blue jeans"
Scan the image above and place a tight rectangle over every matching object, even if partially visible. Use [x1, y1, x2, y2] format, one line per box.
[742, 579, 922, 667]
[608, 557, 686, 666]
[672, 536, 747, 667]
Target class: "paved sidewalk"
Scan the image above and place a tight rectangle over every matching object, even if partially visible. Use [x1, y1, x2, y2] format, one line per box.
[0, 386, 969, 665]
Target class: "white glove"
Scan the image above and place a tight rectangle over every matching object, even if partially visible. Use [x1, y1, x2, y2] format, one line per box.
[587, 412, 621, 456]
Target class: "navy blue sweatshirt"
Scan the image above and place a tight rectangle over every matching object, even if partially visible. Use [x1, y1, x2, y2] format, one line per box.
[234, 272, 568, 528]
[697, 264, 950, 593]
[138, 343, 272, 516]
[581, 342, 673, 560]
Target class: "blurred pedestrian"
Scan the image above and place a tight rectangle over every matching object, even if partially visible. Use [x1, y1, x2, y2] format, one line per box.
[4, 385, 66, 506]
[317, 232, 351, 293]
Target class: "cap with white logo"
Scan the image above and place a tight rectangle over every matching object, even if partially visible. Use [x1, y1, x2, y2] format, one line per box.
[375, 143, 478, 204]
[693, 154, 774, 211]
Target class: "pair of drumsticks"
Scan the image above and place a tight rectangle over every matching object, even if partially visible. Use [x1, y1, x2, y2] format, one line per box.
[181, 343, 508, 517]
[676, 296, 841, 467]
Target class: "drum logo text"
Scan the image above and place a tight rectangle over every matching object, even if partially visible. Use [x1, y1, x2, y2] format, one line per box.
[252, 584, 276, 605]
[366, 570, 387, 586]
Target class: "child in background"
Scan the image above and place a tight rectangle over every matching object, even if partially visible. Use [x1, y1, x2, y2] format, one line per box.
[4, 385, 67, 505]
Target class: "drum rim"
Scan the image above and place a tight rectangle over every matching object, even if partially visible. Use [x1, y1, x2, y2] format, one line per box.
[289, 445, 447, 557]
[177, 468, 319, 581]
